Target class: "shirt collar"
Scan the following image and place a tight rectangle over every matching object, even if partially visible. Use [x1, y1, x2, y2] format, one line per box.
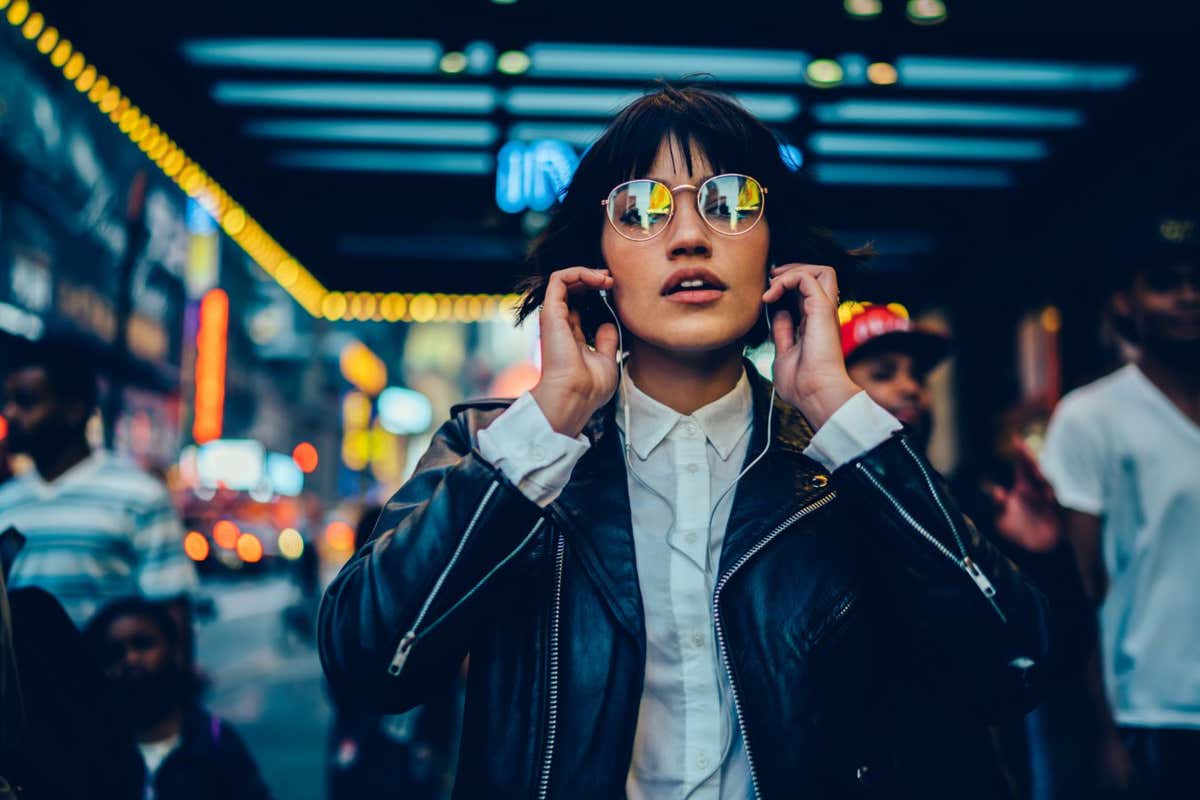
[617, 369, 753, 461]
[27, 451, 106, 497]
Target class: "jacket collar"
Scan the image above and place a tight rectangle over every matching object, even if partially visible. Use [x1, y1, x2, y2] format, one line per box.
[550, 362, 830, 642]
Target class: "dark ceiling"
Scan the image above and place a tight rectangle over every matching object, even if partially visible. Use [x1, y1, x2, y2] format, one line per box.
[30, 0, 1200, 301]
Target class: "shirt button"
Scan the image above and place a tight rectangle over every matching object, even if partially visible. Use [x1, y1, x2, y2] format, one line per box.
[686, 463, 699, 474]
[684, 532, 697, 544]
[697, 752, 710, 769]
[684, 422, 698, 436]
[531, 445, 545, 459]
[691, 632, 704, 647]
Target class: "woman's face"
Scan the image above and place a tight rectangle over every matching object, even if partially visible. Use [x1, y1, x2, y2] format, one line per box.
[600, 137, 770, 355]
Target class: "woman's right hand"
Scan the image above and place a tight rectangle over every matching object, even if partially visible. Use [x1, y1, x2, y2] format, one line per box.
[530, 267, 619, 437]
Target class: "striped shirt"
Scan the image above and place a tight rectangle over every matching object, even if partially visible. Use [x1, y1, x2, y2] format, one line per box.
[0, 451, 198, 626]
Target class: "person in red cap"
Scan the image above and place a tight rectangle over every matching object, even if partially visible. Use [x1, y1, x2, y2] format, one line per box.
[839, 301, 951, 450]
[841, 300, 1101, 800]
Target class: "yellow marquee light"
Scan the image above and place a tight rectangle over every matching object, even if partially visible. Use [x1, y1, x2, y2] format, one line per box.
[87, 74, 108, 102]
[20, 10, 42, 39]
[74, 64, 96, 92]
[35, 25, 57, 54]
[62, 51, 84, 80]
[6, 0, 29, 26]
[409, 293, 437, 323]
[108, 97, 130, 123]
[322, 292, 348, 321]
[380, 293, 406, 322]
[98, 87, 120, 113]
[130, 118, 150, 142]
[49, 39, 71, 68]
[276, 259, 300, 287]
[222, 207, 246, 236]
[13, 1, 330, 317]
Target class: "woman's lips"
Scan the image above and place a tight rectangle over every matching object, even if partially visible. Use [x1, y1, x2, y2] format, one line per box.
[664, 289, 724, 304]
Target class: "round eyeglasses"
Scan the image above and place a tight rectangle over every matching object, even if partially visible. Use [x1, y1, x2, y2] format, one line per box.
[601, 173, 768, 242]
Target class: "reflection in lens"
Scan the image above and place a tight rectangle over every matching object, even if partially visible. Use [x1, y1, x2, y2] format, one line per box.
[700, 174, 763, 234]
[608, 180, 672, 240]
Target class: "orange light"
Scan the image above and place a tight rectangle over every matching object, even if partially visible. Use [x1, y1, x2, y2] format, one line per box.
[325, 521, 355, 552]
[193, 289, 228, 444]
[236, 533, 264, 563]
[0, 414, 7, 441]
[212, 519, 239, 549]
[184, 531, 210, 562]
[292, 442, 319, 473]
[338, 341, 387, 396]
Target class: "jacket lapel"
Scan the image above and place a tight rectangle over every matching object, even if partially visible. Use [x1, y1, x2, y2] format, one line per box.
[719, 368, 832, 574]
[548, 402, 646, 644]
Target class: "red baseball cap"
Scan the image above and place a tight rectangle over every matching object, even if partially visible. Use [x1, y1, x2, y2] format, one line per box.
[839, 302, 951, 370]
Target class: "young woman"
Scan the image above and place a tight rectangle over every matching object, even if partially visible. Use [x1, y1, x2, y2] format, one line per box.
[319, 85, 1052, 799]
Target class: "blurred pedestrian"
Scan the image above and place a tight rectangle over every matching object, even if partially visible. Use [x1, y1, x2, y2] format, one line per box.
[325, 506, 459, 800]
[840, 301, 1098, 798]
[1040, 240, 1200, 799]
[0, 336, 197, 627]
[84, 597, 273, 800]
[1, 549, 144, 800]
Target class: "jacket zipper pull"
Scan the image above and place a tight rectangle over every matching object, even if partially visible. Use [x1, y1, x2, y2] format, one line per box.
[388, 631, 417, 676]
[962, 557, 997, 598]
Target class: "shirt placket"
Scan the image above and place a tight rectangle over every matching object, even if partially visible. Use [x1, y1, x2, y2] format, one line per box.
[668, 418, 722, 796]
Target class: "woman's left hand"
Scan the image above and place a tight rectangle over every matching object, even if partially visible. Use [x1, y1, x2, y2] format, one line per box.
[763, 263, 862, 430]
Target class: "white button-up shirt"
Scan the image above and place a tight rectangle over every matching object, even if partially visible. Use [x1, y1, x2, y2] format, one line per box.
[476, 373, 900, 799]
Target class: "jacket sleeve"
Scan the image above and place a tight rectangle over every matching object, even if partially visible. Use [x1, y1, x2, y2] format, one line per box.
[317, 410, 548, 712]
[838, 433, 1053, 721]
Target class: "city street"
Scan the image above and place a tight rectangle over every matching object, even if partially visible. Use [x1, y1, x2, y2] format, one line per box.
[196, 575, 330, 800]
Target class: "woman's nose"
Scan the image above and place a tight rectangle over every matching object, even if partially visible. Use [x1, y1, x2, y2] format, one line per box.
[665, 198, 712, 258]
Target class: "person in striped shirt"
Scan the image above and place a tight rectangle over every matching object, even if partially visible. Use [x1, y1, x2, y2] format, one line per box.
[0, 338, 197, 627]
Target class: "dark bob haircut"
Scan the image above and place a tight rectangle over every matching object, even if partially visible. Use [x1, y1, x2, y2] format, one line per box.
[516, 82, 868, 347]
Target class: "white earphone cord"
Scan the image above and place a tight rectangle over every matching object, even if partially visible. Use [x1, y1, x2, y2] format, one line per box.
[597, 290, 776, 791]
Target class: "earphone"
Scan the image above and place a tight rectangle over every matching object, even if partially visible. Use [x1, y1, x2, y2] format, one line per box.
[594, 284, 777, 545]
[596, 282, 777, 788]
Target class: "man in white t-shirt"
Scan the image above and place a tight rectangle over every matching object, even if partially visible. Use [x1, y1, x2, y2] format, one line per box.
[1041, 241, 1200, 799]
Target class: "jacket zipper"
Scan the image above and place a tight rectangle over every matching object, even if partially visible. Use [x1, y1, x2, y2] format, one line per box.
[854, 462, 1006, 624]
[713, 490, 838, 800]
[388, 482, 500, 676]
[537, 532, 566, 800]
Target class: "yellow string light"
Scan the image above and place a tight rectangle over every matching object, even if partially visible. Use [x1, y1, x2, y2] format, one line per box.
[12, 2, 512, 324]
[10, 1, 330, 317]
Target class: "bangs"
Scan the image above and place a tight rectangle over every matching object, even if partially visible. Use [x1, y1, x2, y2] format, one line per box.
[587, 86, 776, 188]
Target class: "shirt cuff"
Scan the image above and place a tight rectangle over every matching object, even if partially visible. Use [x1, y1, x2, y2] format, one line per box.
[802, 391, 902, 472]
[476, 392, 590, 507]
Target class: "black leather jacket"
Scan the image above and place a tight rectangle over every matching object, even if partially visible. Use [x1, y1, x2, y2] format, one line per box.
[319, 372, 1052, 799]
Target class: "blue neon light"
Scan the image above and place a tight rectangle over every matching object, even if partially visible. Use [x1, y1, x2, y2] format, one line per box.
[812, 163, 1014, 188]
[811, 100, 1084, 128]
[245, 119, 499, 146]
[525, 43, 809, 83]
[272, 150, 494, 174]
[809, 132, 1047, 161]
[495, 139, 580, 213]
[182, 39, 441, 73]
[896, 56, 1137, 91]
[211, 82, 499, 113]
